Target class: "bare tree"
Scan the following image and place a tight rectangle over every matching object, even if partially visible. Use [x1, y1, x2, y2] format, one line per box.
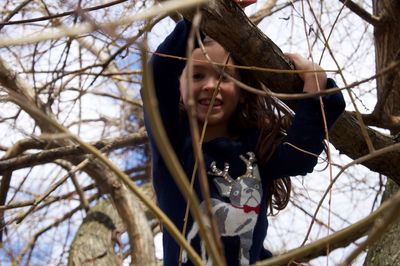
[0, 0, 399, 265]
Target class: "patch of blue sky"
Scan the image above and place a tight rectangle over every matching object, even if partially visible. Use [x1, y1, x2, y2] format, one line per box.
[7, 211, 82, 265]
[2, 211, 68, 264]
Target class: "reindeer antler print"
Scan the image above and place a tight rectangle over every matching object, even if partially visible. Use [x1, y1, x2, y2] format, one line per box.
[209, 161, 234, 182]
[239, 152, 257, 179]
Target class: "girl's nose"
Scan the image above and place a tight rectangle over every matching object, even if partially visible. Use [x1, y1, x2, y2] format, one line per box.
[202, 77, 218, 92]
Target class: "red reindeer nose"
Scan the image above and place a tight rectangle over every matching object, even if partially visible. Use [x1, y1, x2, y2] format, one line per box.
[234, 0, 257, 8]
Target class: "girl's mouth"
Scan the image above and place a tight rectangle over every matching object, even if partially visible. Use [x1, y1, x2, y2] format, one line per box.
[198, 98, 222, 107]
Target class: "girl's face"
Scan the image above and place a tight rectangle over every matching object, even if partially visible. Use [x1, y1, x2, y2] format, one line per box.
[180, 42, 242, 127]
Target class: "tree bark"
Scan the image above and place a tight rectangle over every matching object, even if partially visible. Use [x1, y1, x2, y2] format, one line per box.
[73, 161, 155, 266]
[182, 0, 303, 95]
[68, 195, 156, 266]
[68, 199, 125, 266]
[364, 1, 400, 265]
[363, 179, 400, 266]
[372, 0, 400, 135]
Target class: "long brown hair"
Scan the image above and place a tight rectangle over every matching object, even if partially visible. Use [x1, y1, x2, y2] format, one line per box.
[228, 67, 293, 214]
[182, 38, 293, 214]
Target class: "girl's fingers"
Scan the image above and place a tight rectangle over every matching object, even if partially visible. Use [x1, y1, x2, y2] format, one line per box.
[284, 53, 327, 92]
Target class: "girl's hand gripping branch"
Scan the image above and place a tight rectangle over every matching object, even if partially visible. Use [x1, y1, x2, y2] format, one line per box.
[285, 53, 327, 94]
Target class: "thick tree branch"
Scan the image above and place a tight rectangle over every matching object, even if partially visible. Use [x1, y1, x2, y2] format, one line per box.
[182, 0, 303, 99]
[330, 112, 400, 184]
[361, 113, 400, 132]
[372, 1, 400, 135]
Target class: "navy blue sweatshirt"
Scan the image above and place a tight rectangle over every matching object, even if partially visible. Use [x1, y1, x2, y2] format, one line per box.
[144, 20, 345, 266]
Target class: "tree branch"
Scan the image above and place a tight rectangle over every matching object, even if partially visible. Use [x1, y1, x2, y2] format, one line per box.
[0, 129, 148, 173]
[339, 0, 381, 26]
[0, 138, 47, 242]
[330, 112, 400, 184]
[0, 0, 32, 30]
[249, 0, 277, 25]
[0, 0, 129, 27]
[182, 0, 303, 101]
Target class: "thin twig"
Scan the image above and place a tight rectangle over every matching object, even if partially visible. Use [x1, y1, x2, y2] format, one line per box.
[0, 0, 33, 30]
[56, 160, 90, 212]
[301, 142, 400, 247]
[14, 158, 90, 224]
[0, 0, 129, 27]
[0, 0, 208, 47]
[184, 12, 225, 264]
[0, 183, 97, 211]
[14, 192, 100, 265]
[306, 0, 376, 154]
[341, 191, 400, 265]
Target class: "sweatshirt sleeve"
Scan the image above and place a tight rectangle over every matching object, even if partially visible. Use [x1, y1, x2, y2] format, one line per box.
[264, 78, 346, 179]
[144, 19, 192, 150]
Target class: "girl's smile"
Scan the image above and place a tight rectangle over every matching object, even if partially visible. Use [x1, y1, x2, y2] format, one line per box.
[197, 96, 223, 112]
[198, 98, 222, 107]
[180, 41, 242, 137]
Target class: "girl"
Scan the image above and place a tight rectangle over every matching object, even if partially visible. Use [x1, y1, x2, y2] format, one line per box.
[145, 19, 345, 266]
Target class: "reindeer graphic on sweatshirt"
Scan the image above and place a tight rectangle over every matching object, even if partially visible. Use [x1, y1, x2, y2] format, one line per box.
[181, 152, 262, 266]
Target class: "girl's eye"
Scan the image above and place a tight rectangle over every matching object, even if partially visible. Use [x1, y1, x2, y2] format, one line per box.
[220, 75, 233, 83]
[192, 73, 204, 81]
[220, 75, 229, 81]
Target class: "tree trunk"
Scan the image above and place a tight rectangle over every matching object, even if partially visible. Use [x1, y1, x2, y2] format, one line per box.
[372, 0, 400, 134]
[68, 199, 124, 266]
[363, 179, 400, 266]
[69, 159, 156, 266]
[67, 182, 156, 266]
[364, 0, 400, 264]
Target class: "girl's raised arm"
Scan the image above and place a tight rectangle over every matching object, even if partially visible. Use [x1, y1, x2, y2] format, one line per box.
[263, 54, 345, 178]
[144, 20, 193, 150]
